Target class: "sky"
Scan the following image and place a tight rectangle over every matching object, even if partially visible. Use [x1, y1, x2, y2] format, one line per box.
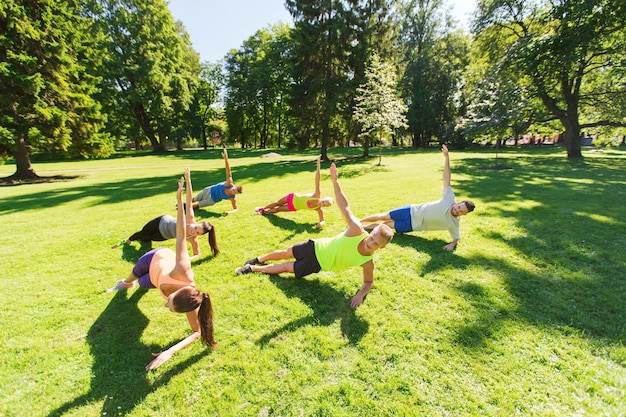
[167, 0, 478, 63]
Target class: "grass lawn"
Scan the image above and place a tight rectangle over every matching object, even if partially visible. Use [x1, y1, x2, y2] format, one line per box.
[0, 146, 624, 416]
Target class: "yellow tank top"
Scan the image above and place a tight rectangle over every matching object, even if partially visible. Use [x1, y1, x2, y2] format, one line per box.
[314, 232, 372, 271]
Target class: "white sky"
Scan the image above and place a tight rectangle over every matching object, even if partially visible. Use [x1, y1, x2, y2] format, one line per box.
[167, 0, 478, 63]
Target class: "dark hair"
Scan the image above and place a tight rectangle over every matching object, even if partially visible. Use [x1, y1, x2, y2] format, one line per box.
[201, 221, 220, 256]
[171, 287, 216, 348]
[463, 200, 476, 213]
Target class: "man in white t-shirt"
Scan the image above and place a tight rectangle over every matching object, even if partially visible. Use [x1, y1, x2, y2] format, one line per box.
[360, 145, 475, 251]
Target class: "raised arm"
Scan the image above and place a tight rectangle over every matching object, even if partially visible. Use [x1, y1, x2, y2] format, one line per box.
[184, 168, 195, 223]
[329, 163, 363, 237]
[222, 148, 233, 186]
[313, 155, 322, 197]
[442, 144, 451, 189]
[172, 175, 193, 281]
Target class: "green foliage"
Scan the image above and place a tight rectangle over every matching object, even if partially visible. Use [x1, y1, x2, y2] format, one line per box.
[398, 0, 471, 147]
[88, 0, 200, 151]
[353, 53, 407, 154]
[0, 0, 110, 178]
[0, 148, 624, 416]
[472, 0, 626, 158]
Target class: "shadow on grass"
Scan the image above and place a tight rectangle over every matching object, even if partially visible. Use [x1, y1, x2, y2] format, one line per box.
[446, 152, 626, 347]
[0, 150, 389, 215]
[258, 213, 326, 240]
[119, 240, 154, 264]
[47, 289, 207, 417]
[257, 274, 369, 346]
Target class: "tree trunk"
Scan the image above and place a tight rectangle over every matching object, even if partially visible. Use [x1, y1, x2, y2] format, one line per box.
[4, 134, 40, 181]
[130, 101, 163, 152]
[562, 116, 582, 158]
[363, 137, 370, 157]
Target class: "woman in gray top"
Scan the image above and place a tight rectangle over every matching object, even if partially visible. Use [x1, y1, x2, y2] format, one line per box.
[113, 168, 219, 259]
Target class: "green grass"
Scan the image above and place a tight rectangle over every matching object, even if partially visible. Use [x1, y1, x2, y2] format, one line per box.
[1, 146, 624, 417]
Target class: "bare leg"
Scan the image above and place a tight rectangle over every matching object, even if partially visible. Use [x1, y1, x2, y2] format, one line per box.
[122, 273, 139, 285]
[251, 262, 295, 275]
[360, 212, 391, 224]
[258, 247, 294, 263]
[263, 195, 289, 211]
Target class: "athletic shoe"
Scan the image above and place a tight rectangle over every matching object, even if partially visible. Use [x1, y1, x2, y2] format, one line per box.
[244, 257, 262, 266]
[235, 265, 253, 275]
[254, 207, 265, 215]
[107, 279, 136, 292]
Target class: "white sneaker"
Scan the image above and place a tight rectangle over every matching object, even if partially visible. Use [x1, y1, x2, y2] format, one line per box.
[107, 279, 136, 292]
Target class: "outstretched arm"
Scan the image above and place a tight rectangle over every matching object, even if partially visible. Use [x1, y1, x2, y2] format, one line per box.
[224, 197, 238, 215]
[145, 326, 201, 370]
[313, 155, 322, 198]
[442, 145, 451, 189]
[222, 148, 234, 186]
[351, 260, 375, 308]
[314, 208, 325, 229]
[184, 168, 195, 223]
[172, 175, 193, 281]
[330, 163, 363, 237]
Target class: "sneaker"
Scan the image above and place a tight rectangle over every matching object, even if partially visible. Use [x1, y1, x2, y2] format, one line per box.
[107, 279, 136, 292]
[235, 265, 254, 275]
[244, 257, 262, 266]
[254, 207, 265, 215]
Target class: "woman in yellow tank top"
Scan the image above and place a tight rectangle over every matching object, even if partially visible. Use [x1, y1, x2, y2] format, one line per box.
[255, 155, 333, 228]
[107, 169, 216, 370]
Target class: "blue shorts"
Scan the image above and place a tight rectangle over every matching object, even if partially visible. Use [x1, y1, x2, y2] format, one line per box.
[389, 205, 413, 233]
[292, 239, 321, 279]
[132, 248, 161, 289]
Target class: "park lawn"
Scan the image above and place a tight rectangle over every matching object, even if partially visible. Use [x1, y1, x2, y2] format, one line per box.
[0, 146, 624, 417]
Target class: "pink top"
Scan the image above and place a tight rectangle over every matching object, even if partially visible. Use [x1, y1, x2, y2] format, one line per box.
[149, 249, 195, 300]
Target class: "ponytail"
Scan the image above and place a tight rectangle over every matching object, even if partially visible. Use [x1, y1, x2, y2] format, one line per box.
[171, 287, 217, 348]
[198, 292, 216, 348]
[206, 223, 220, 256]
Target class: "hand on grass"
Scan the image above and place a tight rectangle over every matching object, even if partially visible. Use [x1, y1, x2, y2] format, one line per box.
[146, 350, 173, 370]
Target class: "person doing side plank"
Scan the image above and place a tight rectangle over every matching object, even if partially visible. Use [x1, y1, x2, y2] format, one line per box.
[236, 163, 394, 309]
[107, 172, 216, 370]
[113, 168, 219, 260]
[255, 155, 333, 228]
[360, 145, 475, 251]
[191, 148, 242, 215]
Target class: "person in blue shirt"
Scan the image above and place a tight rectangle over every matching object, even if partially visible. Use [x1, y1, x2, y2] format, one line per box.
[191, 148, 242, 214]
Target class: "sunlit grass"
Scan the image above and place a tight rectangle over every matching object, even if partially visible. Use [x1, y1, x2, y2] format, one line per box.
[0, 146, 624, 416]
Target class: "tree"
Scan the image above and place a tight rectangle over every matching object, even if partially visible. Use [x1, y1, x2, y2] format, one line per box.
[398, 0, 470, 148]
[0, 0, 110, 181]
[88, 0, 198, 152]
[353, 53, 407, 156]
[474, 0, 626, 158]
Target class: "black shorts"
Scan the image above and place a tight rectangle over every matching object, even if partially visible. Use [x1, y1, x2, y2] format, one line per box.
[292, 239, 321, 279]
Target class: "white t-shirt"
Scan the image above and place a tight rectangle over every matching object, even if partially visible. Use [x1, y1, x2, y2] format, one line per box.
[409, 186, 460, 240]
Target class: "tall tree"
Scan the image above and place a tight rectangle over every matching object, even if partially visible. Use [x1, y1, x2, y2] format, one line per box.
[353, 53, 407, 156]
[88, 0, 198, 152]
[398, 0, 469, 148]
[286, 0, 352, 157]
[474, 0, 626, 158]
[0, 0, 109, 181]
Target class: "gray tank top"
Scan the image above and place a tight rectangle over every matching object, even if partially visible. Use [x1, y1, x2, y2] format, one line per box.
[158, 215, 177, 240]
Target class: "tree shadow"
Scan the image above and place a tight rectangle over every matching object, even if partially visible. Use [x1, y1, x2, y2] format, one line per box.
[0, 150, 390, 215]
[47, 289, 207, 417]
[391, 233, 469, 276]
[256, 274, 369, 346]
[445, 152, 626, 347]
[258, 212, 326, 240]
[119, 240, 154, 263]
